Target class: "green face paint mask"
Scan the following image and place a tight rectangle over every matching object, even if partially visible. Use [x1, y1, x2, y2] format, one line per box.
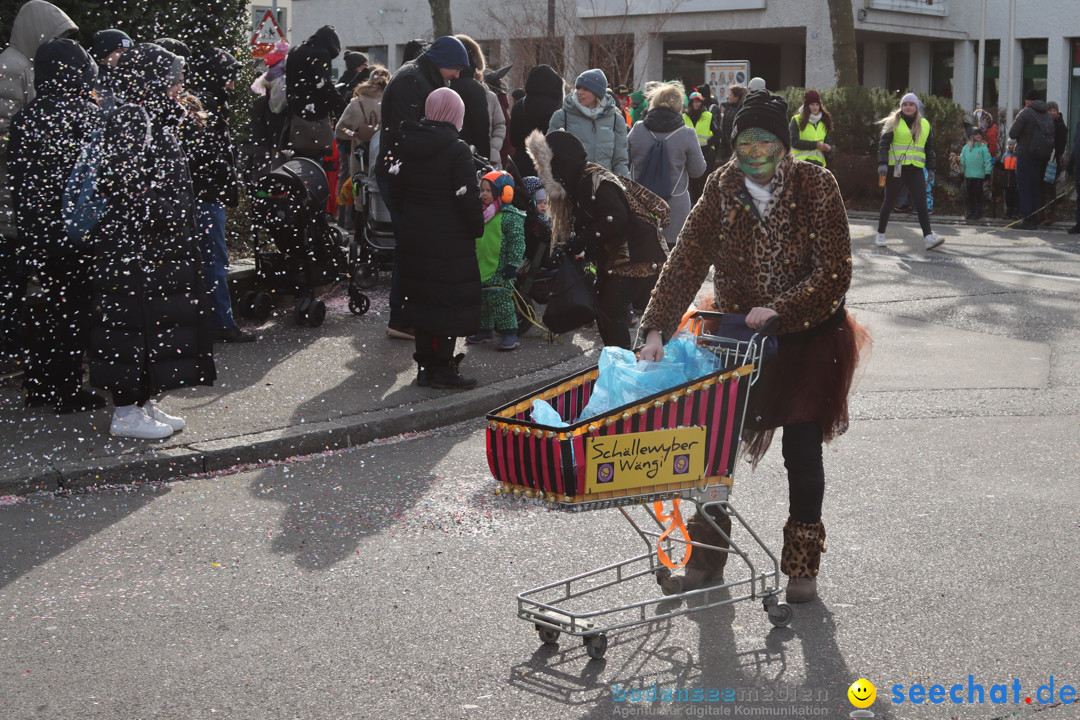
[735, 127, 785, 183]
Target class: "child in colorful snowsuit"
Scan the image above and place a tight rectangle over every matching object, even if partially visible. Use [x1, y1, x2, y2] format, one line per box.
[467, 171, 525, 351]
[960, 128, 993, 220]
[1002, 139, 1020, 219]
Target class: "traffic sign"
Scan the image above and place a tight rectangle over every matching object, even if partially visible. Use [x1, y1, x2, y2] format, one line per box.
[250, 10, 285, 58]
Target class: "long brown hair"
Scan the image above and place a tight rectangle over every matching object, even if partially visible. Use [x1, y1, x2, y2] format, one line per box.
[797, 102, 832, 132]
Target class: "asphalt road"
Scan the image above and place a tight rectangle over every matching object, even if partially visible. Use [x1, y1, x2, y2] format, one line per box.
[2, 218, 1079, 720]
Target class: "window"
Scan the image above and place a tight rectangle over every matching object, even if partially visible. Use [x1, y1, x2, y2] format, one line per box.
[930, 41, 954, 98]
[1020, 38, 1048, 103]
[974, 39, 1000, 110]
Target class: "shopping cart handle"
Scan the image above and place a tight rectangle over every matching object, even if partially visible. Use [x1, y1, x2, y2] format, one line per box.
[688, 310, 780, 336]
[757, 314, 779, 335]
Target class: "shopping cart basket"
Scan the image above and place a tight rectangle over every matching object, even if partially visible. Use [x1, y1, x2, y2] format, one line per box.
[486, 312, 789, 660]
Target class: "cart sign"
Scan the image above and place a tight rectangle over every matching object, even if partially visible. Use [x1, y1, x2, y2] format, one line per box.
[586, 427, 706, 494]
[705, 60, 750, 104]
[250, 10, 285, 59]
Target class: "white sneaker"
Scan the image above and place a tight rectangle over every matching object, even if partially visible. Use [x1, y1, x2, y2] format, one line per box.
[874, 233, 887, 246]
[924, 234, 945, 250]
[145, 400, 186, 431]
[111, 406, 173, 440]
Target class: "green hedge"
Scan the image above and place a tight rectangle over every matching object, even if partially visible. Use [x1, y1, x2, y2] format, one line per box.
[779, 87, 968, 211]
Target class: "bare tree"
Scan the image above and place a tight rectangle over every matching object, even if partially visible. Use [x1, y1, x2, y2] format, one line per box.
[428, 0, 453, 37]
[473, 0, 686, 90]
[827, 0, 859, 87]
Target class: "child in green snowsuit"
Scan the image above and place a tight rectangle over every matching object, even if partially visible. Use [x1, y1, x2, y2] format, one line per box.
[467, 171, 525, 351]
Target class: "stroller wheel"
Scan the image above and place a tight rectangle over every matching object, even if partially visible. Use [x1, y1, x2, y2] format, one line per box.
[238, 290, 257, 319]
[252, 292, 273, 322]
[354, 260, 378, 290]
[308, 299, 327, 327]
[348, 294, 370, 316]
[294, 297, 312, 325]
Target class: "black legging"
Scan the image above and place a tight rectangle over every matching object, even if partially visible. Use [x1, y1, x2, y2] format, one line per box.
[878, 164, 933, 237]
[596, 274, 654, 350]
[413, 329, 457, 363]
[783, 422, 825, 524]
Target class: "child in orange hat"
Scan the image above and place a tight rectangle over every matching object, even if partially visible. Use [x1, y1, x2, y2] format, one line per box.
[467, 171, 526, 350]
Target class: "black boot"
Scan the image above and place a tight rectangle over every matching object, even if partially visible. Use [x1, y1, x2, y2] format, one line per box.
[412, 352, 431, 387]
[428, 353, 476, 390]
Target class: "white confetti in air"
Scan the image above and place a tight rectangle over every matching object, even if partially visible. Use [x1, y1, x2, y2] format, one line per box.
[455, 186, 467, 196]
[389, 161, 402, 175]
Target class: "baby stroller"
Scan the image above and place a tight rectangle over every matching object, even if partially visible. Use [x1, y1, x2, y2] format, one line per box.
[350, 131, 396, 297]
[245, 156, 355, 326]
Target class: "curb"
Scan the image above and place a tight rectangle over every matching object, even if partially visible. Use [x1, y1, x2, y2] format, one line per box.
[0, 352, 598, 496]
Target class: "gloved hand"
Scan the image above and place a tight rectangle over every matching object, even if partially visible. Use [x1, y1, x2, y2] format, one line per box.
[501, 265, 518, 280]
[878, 164, 888, 176]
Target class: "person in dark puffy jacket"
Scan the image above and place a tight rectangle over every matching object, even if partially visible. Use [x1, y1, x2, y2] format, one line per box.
[89, 43, 216, 440]
[449, 35, 490, 159]
[509, 64, 564, 177]
[388, 88, 484, 389]
[8, 37, 105, 413]
[377, 35, 471, 341]
[182, 46, 255, 344]
[1008, 90, 1054, 229]
[285, 26, 347, 158]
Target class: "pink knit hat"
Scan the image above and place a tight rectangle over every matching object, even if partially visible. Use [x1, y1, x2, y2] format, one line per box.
[425, 87, 465, 131]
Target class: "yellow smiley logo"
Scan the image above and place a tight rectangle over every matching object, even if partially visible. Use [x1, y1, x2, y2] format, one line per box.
[848, 678, 876, 709]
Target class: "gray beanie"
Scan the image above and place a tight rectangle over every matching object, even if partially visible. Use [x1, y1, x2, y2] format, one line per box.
[575, 68, 608, 99]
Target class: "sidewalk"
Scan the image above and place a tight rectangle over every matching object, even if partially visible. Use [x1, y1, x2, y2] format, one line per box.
[0, 211, 1071, 494]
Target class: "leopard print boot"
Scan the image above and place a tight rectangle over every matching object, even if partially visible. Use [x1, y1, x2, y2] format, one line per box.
[780, 517, 826, 603]
[659, 508, 731, 595]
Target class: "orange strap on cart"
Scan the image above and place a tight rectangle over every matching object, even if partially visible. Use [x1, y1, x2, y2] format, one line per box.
[653, 499, 692, 569]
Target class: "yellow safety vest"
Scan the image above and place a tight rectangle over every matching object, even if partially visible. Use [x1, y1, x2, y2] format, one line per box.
[791, 115, 827, 166]
[888, 117, 930, 168]
[684, 111, 713, 147]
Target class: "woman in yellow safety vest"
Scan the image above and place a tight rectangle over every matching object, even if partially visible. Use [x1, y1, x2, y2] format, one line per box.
[789, 89, 832, 167]
[683, 91, 714, 203]
[875, 92, 944, 251]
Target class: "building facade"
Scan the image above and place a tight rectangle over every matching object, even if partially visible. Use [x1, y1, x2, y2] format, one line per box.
[285, 0, 1080, 126]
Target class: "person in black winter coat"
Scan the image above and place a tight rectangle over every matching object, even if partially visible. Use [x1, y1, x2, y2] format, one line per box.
[449, 35, 490, 159]
[89, 42, 216, 440]
[509, 64, 564, 177]
[8, 38, 106, 414]
[285, 25, 347, 158]
[90, 28, 132, 112]
[337, 50, 368, 101]
[182, 46, 254, 344]
[377, 35, 471, 340]
[389, 87, 484, 389]
[1042, 100, 1069, 224]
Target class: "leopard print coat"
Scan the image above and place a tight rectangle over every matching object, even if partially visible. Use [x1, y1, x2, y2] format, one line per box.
[640, 154, 851, 338]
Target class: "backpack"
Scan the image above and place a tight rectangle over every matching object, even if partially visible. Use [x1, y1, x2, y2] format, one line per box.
[1027, 110, 1055, 160]
[62, 125, 109, 246]
[63, 105, 149, 245]
[636, 129, 674, 200]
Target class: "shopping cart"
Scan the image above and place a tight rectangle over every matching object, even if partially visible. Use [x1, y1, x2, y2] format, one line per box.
[486, 312, 789, 660]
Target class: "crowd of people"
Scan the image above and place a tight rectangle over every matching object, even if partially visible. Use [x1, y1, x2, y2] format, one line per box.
[2, 1, 1077, 447]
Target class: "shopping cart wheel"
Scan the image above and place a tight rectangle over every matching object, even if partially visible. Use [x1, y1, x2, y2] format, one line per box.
[252, 292, 273, 322]
[535, 625, 560, 645]
[766, 602, 793, 628]
[308, 299, 327, 328]
[584, 634, 607, 660]
[294, 297, 311, 325]
[238, 290, 257, 319]
[348, 294, 370, 316]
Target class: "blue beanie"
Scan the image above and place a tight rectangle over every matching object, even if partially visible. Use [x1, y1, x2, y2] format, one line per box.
[575, 68, 608, 99]
[425, 36, 470, 71]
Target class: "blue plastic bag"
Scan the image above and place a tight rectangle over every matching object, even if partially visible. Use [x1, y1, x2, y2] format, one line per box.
[578, 336, 720, 421]
[530, 398, 568, 428]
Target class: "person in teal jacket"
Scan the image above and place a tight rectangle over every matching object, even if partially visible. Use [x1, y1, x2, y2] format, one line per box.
[960, 128, 993, 221]
[467, 171, 526, 351]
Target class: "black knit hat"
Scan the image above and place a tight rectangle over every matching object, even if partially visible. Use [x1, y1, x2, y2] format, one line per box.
[344, 51, 367, 70]
[732, 90, 790, 150]
[91, 29, 133, 64]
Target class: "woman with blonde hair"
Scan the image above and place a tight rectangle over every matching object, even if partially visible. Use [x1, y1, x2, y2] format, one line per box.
[627, 80, 706, 246]
[875, 92, 942, 250]
[335, 65, 389, 177]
